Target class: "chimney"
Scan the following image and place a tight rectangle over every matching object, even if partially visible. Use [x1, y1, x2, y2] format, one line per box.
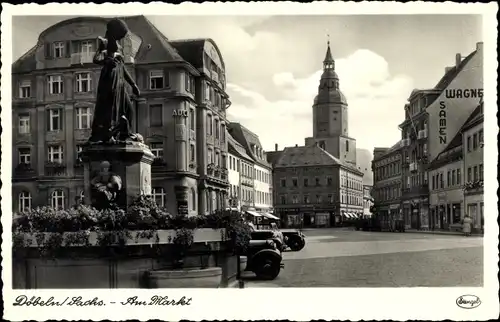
[275, 143, 278, 151]
[295, 144, 298, 147]
[455, 53, 462, 67]
[445, 66, 453, 73]
[476, 42, 483, 51]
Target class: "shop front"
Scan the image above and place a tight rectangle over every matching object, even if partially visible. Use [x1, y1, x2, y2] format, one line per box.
[465, 190, 484, 234]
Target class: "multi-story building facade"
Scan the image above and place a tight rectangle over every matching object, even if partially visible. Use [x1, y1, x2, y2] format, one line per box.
[12, 16, 230, 216]
[371, 143, 403, 224]
[462, 102, 484, 233]
[228, 123, 273, 214]
[428, 102, 483, 232]
[399, 42, 483, 229]
[227, 132, 255, 211]
[273, 144, 363, 228]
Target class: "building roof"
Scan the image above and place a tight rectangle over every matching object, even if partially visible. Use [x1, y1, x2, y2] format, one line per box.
[461, 101, 484, 132]
[427, 103, 483, 170]
[266, 150, 283, 166]
[170, 38, 225, 71]
[275, 144, 364, 176]
[228, 122, 271, 168]
[434, 49, 477, 90]
[227, 133, 253, 163]
[12, 15, 185, 74]
[373, 141, 402, 161]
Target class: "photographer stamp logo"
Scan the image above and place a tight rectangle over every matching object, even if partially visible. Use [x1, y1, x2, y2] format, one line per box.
[456, 295, 482, 309]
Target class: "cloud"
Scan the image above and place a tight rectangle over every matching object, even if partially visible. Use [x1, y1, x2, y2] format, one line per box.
[225, 49, 414, 152]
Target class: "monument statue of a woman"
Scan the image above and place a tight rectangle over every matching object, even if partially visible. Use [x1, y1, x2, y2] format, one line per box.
[88, 18, 142, 143]
[90, 160, 123, 209]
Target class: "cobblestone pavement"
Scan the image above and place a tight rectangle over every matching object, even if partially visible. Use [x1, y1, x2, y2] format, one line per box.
[244, 230, 483, 288]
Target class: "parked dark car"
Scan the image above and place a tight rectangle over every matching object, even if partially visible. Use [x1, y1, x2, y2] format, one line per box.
[252, 222, 306, 252]
[244, 239, 284, 280]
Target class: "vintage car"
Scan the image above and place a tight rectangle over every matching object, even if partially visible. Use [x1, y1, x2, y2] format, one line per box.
[253, 222, 306, 252]
[244, 239, 284, 280]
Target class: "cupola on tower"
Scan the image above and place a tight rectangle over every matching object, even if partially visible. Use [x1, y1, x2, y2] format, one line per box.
[305, 40, 357, 167]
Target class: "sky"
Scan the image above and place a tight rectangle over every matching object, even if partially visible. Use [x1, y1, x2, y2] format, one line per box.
[12, 15, 482, 153]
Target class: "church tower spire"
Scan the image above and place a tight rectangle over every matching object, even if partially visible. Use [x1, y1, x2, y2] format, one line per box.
[323, 39, 335, 70]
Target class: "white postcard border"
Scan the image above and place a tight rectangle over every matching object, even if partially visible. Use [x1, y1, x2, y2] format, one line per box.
[1, 2, 498, 321]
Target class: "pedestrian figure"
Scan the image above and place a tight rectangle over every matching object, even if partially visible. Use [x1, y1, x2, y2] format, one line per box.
[462, 214, 473, 237]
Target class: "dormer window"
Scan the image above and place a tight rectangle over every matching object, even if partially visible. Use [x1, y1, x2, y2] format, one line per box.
[53, 42, 65, 58]
[19, 80, 31, 98]
[150, 70, 166, 90]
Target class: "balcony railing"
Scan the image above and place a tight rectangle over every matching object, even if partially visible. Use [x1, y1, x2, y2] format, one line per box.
[418, 130, 428, 140]
[71, 52, 95, 65]
[409, 162, 418, 172]
[402, 138, 410, 147]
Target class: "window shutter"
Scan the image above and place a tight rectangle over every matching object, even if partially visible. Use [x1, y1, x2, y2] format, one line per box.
[45, 43, 52, 59]
[65, 41, 71, 58]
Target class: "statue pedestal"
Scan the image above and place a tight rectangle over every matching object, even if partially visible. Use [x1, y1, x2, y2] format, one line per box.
[82, 142, 154, 209]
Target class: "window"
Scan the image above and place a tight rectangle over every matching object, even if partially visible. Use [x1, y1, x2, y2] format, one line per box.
[149, 104, 163, 127]
[292, 195, 298, 204]
[473, 133, 478, 150]
[51, 190, 65, 209]
[280, 195, 286, 204]
[48, 145, 63, 163]
[150, 142, 163, 159]
[53, 41, 65, 58]
[215, 119, 220, 139]
[473, 166, 478, 181]
[292, 178, 298, 187]
[467, 167, 472, 182]
[76, 106, 92, 129]
[190, 108, 195, 131]
[452, 170, 456, 185]
[47, 109, 62, 131]
[432, 175, 435, 190]
[150, 70, 165, 89]
[80, 40, 94, 56]
[207, 114, 213, 135]
[447, 171, 451, 187]
[207, 148, 213, 164]
[479, 164, 483, 180]
[215, 152, 220, 166]
[19, 80, 31, 98]
[467, 136, 471, 152]
[221, 124, 226, 142]
[346, 140, 349, 152]
[152, 188, 166, 207]
[18, 114, 30, 134]
[328, 194, 333, 203]
[478, 129, 483, 146]
[18, 148, 31, 165]
[75, 73, 92, 93]
[316, 195, 322, 203]
[457, 169, 461, 185]
[315, 177, 320, 186]
[18, 191, 32, 212]
[185, 73, 195, 93]
[48, 75, 64, 94]
[280, 178, 286, 187]
[318, 140, 326, 149]
[190, 144, 195, 162]
[303, 195, 310, 204]
[440, 173, 444, 189]
[304, 178, 309, 187]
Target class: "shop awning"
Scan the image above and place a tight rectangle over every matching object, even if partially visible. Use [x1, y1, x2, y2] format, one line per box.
[261, 212, 279, 220]
[343, 212, 352, 218]
[351, 213, 359, 219]
[246, 210, 262, 217]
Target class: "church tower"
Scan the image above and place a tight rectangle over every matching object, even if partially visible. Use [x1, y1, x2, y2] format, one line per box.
[305, 40, 357, 166]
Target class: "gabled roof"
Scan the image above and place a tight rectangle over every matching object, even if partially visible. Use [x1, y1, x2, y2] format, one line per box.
[461, 101, 484, 132]
[169, 39, 206, 69]
[228, 122, 271, 168]
[427, 103, 483, 170]
[12, 15, 185, 74]
[434, 50, 477, 90]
